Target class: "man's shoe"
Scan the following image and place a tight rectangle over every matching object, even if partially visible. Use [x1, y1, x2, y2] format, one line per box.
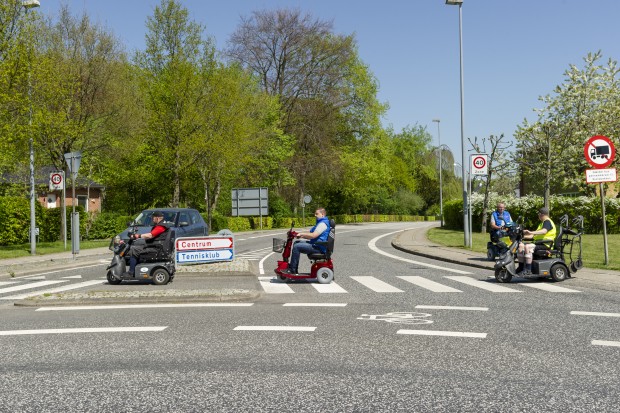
[282, 268, 298, 275]
[517, 270, 532, 277]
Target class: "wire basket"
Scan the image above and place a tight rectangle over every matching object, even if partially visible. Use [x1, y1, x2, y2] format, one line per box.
[273, 238, 286, 253]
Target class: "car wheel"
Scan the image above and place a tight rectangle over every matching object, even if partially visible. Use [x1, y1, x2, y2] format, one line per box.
[107, 271, 122, 285]
[494, 268, 512, 283]
[152, 268, 170, 285]
[316, 268, 334, 284]
[550, 263, 568, 282]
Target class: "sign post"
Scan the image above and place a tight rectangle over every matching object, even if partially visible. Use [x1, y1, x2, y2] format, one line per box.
[64, 151, 82, 258]
[469, 154, 488, 249]
[584, 135, 616, 265]
[49, 171, 67, 250]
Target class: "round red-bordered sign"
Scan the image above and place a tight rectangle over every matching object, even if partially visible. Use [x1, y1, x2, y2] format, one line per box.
[584, 135, 615, 169]
[472, 155, 486, 170]
[51, 173, 63, 185]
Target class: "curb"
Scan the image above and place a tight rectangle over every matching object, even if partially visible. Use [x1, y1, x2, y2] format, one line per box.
[391, 239, 495, 271]
[14, 289, 262, 307]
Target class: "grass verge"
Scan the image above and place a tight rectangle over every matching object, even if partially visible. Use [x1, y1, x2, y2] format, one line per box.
[0, 240, 110, 260]
[427, 227, 620, 272]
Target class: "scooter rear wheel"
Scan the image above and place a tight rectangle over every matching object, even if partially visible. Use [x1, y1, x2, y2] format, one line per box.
[487, 248, 496, 261]
[494, 268, 512, 283]
[550, 263, 568, 282]
[316, 268, 334, 284]
[152, 268, 170, 285]
[106, 271, 122, 285]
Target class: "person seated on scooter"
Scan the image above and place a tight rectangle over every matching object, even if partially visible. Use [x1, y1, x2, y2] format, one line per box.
[126, 211, 169, 276]
[490, 202, 512, 241]
[283, 208, 331, 275]
[516, 207, 556, 276]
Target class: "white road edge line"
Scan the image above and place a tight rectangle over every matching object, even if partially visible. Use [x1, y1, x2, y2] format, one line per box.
[415, 305, 489, 311]
[368, 229, 471, 274]
[397, 329, 487, 338]
[259, 251, 276, 275]
[0, 326, 168, 336]
[234, 326, 316, 331]
[592, 340, 620, 347]
[571, 311, 620, 318]
[282, 303, 347, 307]
[36, 303, 255, 311]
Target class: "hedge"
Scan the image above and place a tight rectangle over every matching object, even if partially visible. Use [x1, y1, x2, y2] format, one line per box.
[443, 194, 620, 234]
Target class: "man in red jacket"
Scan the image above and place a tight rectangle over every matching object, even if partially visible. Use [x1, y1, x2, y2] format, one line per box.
[126, 211, 168, 276]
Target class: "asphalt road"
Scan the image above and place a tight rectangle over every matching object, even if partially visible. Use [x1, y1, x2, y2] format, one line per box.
[1, 222, 618, 412]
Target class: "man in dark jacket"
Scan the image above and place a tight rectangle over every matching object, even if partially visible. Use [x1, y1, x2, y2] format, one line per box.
[126, 211, 169, 276]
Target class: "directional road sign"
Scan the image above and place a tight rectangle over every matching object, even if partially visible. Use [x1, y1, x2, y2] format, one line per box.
[176, 249, 234, 264]
[176, 237, 233, 251]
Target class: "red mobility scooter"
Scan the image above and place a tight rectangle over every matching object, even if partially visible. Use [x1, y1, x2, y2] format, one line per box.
[273, 220, 336, 284]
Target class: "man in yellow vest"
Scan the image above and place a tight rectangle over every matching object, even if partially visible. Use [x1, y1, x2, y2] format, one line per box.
[517, 207, 557, 276]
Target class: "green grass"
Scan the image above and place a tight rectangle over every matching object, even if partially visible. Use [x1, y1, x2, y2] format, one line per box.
[0, 240, 110, 260]
[428, 228, 620, 272]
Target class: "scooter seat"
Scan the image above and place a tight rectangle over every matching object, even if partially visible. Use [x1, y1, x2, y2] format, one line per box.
[307, 252, 328, 261]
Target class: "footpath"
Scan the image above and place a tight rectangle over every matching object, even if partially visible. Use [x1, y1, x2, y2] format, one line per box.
[2, 223, 619, 306]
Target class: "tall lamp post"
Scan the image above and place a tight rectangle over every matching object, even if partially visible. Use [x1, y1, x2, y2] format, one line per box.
[445, 0, 469, 247]
[23, 0, 40, 255]
[432, 119, 443, 227]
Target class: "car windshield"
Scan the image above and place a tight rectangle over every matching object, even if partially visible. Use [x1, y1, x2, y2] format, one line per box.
[132, 211, 176, 226]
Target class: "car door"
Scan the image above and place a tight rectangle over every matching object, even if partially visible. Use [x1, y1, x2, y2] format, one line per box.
[189, 210, 208, 235]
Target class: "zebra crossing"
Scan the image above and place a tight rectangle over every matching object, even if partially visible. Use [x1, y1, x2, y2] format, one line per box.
[0, 275, 106, 300]
[257, 275, 582, 295]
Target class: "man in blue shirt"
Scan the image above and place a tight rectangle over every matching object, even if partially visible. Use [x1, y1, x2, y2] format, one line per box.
[490, 202, 512, 241]
[283, 207, 330, 274]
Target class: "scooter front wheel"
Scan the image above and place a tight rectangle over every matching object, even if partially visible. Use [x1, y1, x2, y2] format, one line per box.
[494, 268, 512, 283]
[316, 268, 334, 284]
[106, 271, 122, 285]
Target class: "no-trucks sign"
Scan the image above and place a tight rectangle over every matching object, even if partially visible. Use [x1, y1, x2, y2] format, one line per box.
[471, 154, 488, 176]
[584, 135, 615, 169]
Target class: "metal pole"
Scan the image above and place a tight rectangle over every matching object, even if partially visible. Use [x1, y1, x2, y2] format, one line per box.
[25, 4, 37, 255]
[457, 3, 469, 248]
[63, 173, 66, 250]
[433, 119, 443, 227]
[600, 183, 609, 265]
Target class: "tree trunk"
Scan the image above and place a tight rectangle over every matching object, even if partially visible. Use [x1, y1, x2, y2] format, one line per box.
[172, 148, 181, 207]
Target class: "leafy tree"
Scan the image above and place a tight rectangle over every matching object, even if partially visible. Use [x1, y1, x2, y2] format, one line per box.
[469, 134, 512, 232]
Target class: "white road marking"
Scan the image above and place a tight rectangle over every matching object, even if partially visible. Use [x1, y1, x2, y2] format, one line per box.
[62, 275, 83, 279]
[282, 303, 347, 307]
[234, 326, 316, 332]
[0, 326, 168, 336]
[0, 281, 17, 286]
[1, 280, 105, 300]
[592, 340, 620, 347]
[397, 329, 487, 338]
[571, 311, 620, 318]
[14, 263, 107, 279]
[351, 276, 403, 292]
[36, 303, 255, 311]
[415, 305, 488, 311]
[258, 276, 294, 293]
[368, 230, 471, 274]
[258, 251, 276, 275]
[22, 275, 46, 280]
[444, 276, 521, 292]
[398, 276, 462, 292]
[311, 282, 348, 293]
[0, 280, 67, 295]
[520, 283, 581, 293]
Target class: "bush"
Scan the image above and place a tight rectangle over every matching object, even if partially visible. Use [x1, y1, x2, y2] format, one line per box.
[87, 212, 132, 240]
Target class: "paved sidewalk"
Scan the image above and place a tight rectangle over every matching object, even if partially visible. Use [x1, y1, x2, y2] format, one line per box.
[392, 222, 620, 291]
[0, 247, 112, 278]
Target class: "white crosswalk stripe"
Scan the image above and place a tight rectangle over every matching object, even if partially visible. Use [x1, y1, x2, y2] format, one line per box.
[2, 280, 106, 300]
[444, 276, 522, 293]
[398, 276, 462, 292]
[257, 275, 580, 295]
[351, 276, 403, 292]
[0, 280, 67, 295]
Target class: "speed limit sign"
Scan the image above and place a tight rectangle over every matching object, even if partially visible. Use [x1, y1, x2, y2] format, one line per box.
[471, 154, 488, 176]
[49, 171, 64, 190]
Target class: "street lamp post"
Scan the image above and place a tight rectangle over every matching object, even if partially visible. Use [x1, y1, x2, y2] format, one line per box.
[23, 0, 40, 255]
[445, 0, 469, 247]
[432, 119, 443, 227]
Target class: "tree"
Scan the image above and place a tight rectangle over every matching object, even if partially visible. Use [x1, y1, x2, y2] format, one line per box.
[134, 0, 216, 207]
[469, 134, 512, 233]
[515, 51, 620, 202]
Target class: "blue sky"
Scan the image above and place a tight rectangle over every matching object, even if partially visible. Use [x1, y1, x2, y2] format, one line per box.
[43, 0, 620, 159]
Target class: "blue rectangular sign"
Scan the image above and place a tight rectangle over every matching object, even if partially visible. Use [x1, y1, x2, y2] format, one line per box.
[176, 249, 234, 264]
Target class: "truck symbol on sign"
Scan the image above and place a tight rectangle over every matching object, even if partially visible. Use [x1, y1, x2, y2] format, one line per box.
[590, 145, 610, 160]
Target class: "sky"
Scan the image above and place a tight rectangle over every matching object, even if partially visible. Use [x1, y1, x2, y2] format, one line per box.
[42, 0, 620, 163]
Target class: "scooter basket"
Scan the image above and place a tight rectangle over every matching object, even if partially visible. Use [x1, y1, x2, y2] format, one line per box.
[273, 238, 286, 253]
